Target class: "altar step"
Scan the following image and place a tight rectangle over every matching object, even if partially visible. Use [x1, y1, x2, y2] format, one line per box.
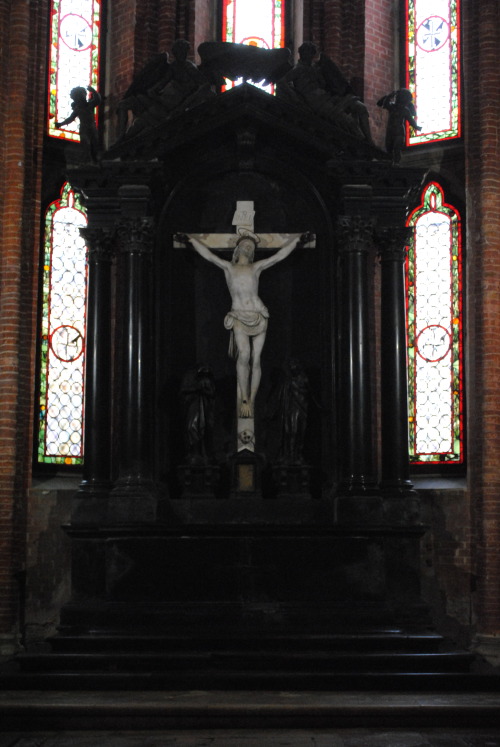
[48, 629, 446, 653]
[2, 689, 500, 732]
[2, 629, 499, 691]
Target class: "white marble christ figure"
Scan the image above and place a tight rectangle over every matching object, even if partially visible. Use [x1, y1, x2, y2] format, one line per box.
[180, 232, 309, 419]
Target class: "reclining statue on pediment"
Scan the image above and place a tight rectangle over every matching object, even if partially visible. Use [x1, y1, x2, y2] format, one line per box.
[117, 39, 215, 138]
[276, 41, 373, 144]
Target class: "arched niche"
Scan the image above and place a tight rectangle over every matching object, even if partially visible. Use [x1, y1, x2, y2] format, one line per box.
[155, 163, 336, 499]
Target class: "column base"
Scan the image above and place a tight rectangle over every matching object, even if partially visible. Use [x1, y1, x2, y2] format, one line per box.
[108, 477, 159, 524]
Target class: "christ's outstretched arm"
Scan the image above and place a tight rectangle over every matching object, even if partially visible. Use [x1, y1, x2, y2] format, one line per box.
[253, 232, 314, 273]
[177, 234, 230, 270]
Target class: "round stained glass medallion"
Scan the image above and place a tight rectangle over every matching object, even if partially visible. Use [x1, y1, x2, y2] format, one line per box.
[416, 16, 450, 53]
[416, 324, 451, 362]
[50, 325, 84, 362]
[60, 14, 93, 52]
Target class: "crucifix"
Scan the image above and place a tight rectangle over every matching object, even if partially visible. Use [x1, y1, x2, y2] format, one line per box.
[175, 201, 314, 454]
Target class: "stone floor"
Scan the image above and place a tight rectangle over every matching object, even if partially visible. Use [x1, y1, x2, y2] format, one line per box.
[1, 691, 500, 745]
[1, 729, 500, 746]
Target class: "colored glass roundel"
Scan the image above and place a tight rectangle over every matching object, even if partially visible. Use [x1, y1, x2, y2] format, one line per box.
[38, 183, 87, 465]
[406, 0, 461, 144]
[222, 0, 285, 91]
[47, 0, 101, 141]
[406, 183, 464, 464]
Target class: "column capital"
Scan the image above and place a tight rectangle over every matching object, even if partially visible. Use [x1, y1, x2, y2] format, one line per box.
[336, 215, 376, 254]
[376, 226, 413, 262]
[116, 216, 155, 254]
[80, 226, 115, 261]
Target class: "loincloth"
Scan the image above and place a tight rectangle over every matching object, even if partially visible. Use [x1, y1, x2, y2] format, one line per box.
[224, 309, 269, 359]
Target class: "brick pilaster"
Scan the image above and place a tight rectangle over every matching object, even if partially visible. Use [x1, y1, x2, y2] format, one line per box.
[464, 0, 500, 636]
[0, 0, 47, 653]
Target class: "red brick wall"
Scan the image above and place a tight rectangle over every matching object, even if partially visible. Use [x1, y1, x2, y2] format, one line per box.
[303, 0, 325, 50]
[135, 0, 161, 68]
[310, 0, 366, 80]
[107, 0, 140, 137]
[108, 0, 208, 139]
[158, 0, 178, 52]
[463, 0, 500, 637]
[110, 0, 138, 93]
[363, 0, 396, 146]
[194, 0, 216, 59]
[307, 0, 390, 147]
[334, 0, 365, 85]
[0, 0, 47, 653]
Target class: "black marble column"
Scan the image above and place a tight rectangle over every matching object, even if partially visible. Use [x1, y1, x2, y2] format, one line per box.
[110, 216, 157, 522]
[336, 215, 377, 495]
[377, 227, 415, 496]
[73, 228, 113, 523]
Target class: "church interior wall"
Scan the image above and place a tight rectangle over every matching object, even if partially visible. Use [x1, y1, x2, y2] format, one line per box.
[0, 0, 499, 657]
[0, 0, 49, 654]
[462, 0, 500, 645]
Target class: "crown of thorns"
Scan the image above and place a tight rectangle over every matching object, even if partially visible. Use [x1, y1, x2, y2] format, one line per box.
[236, 229, 260, 245]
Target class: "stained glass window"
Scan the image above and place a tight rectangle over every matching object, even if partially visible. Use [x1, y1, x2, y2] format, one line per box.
[38, 183, 88, 465]
[406, 182, 463, 465]
[47, 0, 101, 141]
[406, 0, 461, 144]
[222, 0, 285, 91]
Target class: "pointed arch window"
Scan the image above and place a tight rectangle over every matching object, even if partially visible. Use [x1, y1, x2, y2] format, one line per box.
[405, 0, 461, 145]
[406, 182, 464, 465]
[37, 183, 88, 465]
[221, 0, 286, 91]
[222, 0, 285, 48]
[47, 0, 101, 141]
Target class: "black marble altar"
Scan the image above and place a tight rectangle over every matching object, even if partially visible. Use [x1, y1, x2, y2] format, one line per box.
[63, 81, 427, 640]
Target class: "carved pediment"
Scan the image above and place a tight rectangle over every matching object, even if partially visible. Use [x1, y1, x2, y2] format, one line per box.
[107, 83, 386, 165]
